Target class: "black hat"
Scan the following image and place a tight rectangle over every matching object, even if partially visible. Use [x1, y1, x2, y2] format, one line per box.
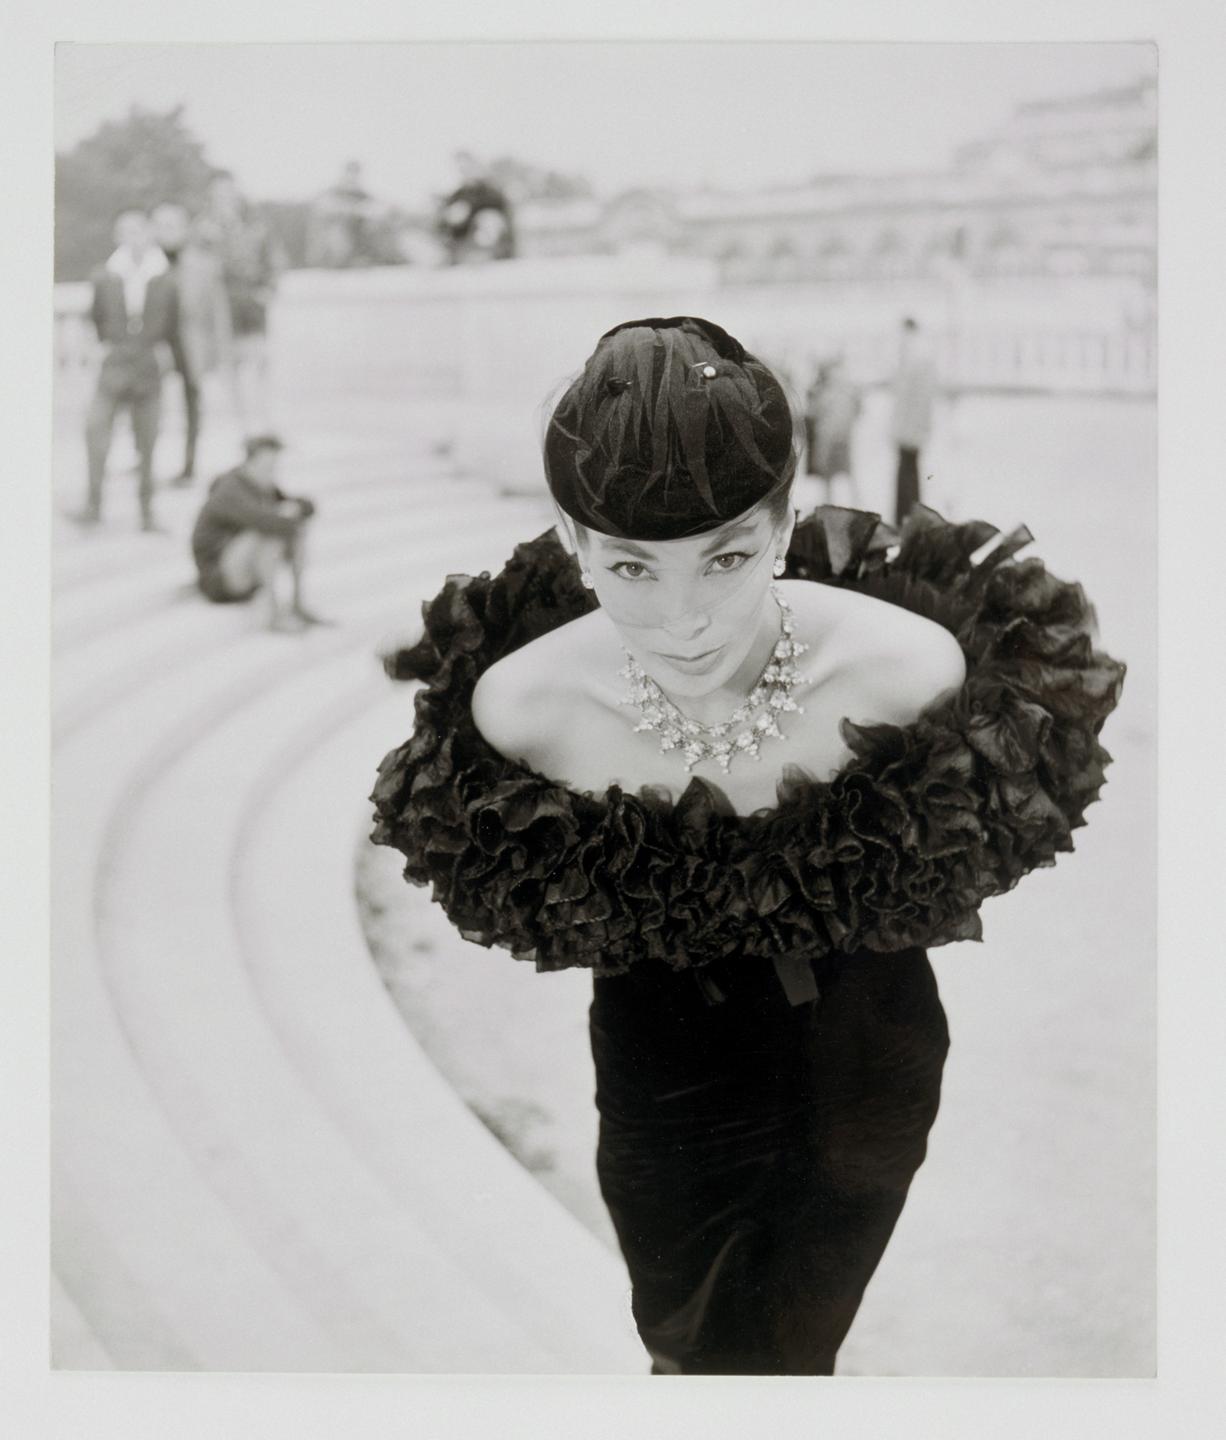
[544, 317, 795, 541]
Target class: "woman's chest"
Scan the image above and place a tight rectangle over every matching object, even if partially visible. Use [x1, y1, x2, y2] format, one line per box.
[536, 678, 861, 817]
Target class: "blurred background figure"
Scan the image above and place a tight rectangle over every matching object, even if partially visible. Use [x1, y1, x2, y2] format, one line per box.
[800, 355, 862, 511]
[151, 201, 233, 486]
[201, 170, 282, 430]
[306, 160, 400, 268]
[891, 316, 939, 525]
[799, 359, 829, 513]
[190, 433, 325, 632]
[79, 208, 178, 532]
[437, 150, 516, 264]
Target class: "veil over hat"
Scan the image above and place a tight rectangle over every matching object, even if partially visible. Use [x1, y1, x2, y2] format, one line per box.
[544, 316, 797, 541]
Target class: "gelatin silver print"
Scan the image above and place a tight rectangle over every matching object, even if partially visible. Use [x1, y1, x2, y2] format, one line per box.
[50, 39, 1156, 1379]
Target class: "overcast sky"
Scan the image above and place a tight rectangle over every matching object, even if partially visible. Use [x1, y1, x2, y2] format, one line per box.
[55, 41, 1154, 208]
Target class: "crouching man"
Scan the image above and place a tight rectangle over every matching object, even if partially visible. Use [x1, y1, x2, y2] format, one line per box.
[191, 434, 327, 631]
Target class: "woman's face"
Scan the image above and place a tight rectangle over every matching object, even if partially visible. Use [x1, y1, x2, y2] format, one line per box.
[576, 500, 793, 700]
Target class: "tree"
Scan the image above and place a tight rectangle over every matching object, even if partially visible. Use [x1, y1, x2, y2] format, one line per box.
[55, 106, 217, 280]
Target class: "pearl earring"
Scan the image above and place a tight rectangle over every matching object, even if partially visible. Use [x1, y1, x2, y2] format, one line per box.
[580, 568, 595, 589]
[773, 555, 787, 578]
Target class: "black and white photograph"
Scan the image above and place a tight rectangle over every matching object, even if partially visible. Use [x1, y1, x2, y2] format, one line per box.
[6, 4, 1224, 1435]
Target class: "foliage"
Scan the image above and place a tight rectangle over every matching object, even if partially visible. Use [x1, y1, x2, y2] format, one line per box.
[55, 106, 217, 281]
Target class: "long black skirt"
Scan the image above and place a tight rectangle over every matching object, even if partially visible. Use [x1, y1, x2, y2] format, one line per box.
[589, 947, 949, 1375]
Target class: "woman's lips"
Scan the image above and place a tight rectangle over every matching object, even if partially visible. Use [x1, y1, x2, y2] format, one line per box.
[651, 642, 727, 676]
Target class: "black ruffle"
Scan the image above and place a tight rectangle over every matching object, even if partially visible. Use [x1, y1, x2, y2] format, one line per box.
[370, 506, 1125, 977]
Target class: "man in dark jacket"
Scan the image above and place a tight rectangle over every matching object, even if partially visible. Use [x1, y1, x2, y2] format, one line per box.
[191, 435, 326, 631]
[891, 317, 938, 525]
[80, 209, 179, 530]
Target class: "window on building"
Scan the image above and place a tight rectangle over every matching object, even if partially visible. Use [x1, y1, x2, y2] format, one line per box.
[986, 224, 1026, 276]
[717, 240, 747, 281]
[816, 235, 854, 280]
[869, 228, 908, 279]
[1047, 245, 1092, 276]
[769, 236, 801, 282]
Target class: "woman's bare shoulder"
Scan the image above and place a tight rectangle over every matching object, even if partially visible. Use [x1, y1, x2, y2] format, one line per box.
[788, 580, 966, 721]
[471, 610, 612, 761]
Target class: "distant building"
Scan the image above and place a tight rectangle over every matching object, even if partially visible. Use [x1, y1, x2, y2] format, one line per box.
[514, 79, 1156, 289]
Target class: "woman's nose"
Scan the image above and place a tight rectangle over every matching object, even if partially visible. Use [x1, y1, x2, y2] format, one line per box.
[658, 600, 711, 642]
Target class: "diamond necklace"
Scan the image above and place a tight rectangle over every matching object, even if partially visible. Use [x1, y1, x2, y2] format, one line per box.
[618, 585, 809, 773]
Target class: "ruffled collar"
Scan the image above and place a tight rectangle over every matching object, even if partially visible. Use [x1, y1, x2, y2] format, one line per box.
[372, 507, 1124, 981]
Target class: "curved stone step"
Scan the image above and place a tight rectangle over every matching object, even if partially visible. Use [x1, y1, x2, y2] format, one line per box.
[49, 1268, 115, 1371]
[54, 517, 541, 742]
[52, 466, 468, 604]
[54, 484, 547, 647]
[57, 635, 634, 1370]
[51, 458, 485, 590]
[230, 677, 641, 1369]
[53, 747, 358, 1371]
[53, 487, 638, 1371]
[85, 652, 559, 1370]
[54, 616, 425, 1368]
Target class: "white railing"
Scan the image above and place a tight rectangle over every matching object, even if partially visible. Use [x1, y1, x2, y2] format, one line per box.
[830, 326, 1155, 397]
[55, 265, 1156, 402]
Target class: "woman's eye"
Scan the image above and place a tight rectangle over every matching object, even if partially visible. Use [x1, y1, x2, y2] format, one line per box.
[610, 560, 650, 580]
[708, 551, 752, 573]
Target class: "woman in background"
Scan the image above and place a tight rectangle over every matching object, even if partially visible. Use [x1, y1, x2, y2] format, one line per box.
[806, 354, 862, 508]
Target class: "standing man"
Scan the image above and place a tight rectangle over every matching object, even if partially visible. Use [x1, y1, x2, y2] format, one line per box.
[190, 435, 326, 632]
[79, 209, 178, 532]
[151, 201, 233, 486]
[200, 171, 282, 431]
[890, 317, 938, 525]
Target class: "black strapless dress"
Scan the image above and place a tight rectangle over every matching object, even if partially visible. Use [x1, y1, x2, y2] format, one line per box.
[370, 506, 1124, 1375]
[590, 946, 948, 1374]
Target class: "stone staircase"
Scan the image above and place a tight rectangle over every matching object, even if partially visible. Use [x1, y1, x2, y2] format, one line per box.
[50, 430, 644, 1373]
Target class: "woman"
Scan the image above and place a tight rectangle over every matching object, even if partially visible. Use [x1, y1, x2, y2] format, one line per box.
[371, 316, 1124, 1375]
[806, 355, 861, 508]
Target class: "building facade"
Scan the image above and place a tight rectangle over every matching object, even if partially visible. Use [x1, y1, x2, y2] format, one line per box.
[514, 80, 1156, 291]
